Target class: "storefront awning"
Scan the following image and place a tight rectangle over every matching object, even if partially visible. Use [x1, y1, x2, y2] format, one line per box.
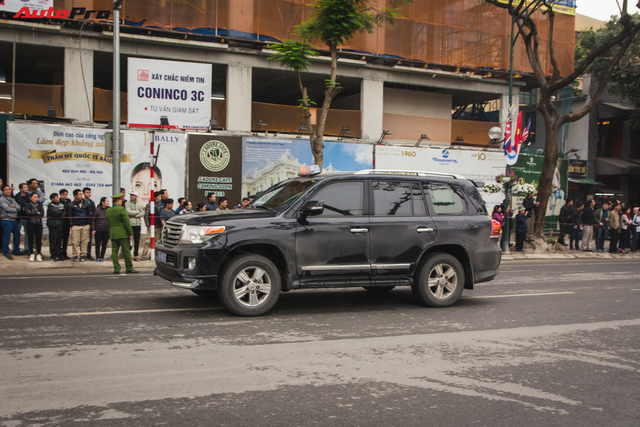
[598, 102, 636, 119]
[568, 178, 606, 186]
[596, 157, 640, 175]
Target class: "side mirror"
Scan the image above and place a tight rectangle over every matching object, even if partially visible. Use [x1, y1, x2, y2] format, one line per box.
[300, 200, 324, 216]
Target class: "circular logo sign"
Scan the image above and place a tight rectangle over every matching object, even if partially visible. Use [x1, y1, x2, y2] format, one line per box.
[200, 140, 230, 172]
[441, 149, 449, 158]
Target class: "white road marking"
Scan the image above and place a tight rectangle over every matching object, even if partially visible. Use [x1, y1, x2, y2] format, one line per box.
[0, 307, 222, 319]
[466, 291, 575, 299]
[0, 292, 576, 320]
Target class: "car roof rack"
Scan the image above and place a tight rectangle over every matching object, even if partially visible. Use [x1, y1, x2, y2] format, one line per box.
[353, 169, 466, 180]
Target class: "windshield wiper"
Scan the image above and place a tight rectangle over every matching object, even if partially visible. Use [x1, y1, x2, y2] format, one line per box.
[252, 205, 274, 211]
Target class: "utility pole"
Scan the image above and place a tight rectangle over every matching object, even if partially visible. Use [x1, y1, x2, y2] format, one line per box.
[112, 0, 123, 194]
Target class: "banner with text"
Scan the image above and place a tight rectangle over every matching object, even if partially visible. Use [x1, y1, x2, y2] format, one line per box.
[375, 145, 506, 208]
[8, 123, 186, 208]
[128, 58, 212, 130]
[0, 0, 52, 13]
[188, 135, 243, 207]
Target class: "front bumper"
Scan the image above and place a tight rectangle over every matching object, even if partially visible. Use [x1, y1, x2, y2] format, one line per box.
[154, 243, 221, 290]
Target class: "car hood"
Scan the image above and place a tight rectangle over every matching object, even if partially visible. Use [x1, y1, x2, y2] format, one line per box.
[166, 209, 279, 226]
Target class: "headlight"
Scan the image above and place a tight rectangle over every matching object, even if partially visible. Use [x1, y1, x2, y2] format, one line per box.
[179, 225, 226, 244]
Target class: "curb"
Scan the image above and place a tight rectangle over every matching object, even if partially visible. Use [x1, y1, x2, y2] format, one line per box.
[501, 252, 639, 261]
[0, 257, 156, 276]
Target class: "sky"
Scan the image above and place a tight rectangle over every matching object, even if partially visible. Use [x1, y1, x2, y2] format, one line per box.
[576, 0, 637, 21]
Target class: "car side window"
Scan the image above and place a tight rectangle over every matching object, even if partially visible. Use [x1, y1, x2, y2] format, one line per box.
[373, 181, 415, 216]
[424, 182, 466, 215]
[311, 181, 364, 217]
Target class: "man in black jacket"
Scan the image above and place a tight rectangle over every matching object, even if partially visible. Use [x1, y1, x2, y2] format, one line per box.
[522, 192, 539, 241]
[82, 187, 96, 260]
[59, 189, 72, 260]
[557, 198, 573, 246]
[581, 199, 597, 252]
[71, 189, 91, 262]
[14, 183, 30, 254]
[47, 193, 66, 261]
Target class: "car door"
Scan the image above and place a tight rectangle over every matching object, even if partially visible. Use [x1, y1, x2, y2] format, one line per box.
[368, 180, 437, 274]
[295, 180, 370, 277]
[423, 181, 482, 246]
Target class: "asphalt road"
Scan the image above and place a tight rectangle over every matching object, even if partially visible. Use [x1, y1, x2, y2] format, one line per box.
[1, 259, 639, 426]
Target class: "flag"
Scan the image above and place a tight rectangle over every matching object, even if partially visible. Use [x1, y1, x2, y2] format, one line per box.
[503, 114, 512, 156]
[505, 111, 530, 166]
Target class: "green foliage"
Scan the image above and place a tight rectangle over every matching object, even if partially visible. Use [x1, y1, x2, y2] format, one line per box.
[576, 14, 640, 127]
[325, 78, 342, 90]
[267, 41, 318, 73]
[298, 97, 317, 110]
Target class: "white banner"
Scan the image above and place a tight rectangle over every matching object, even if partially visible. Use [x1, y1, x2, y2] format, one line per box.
[375, 145, 506, 209]
[8, 123, 186, 208]
[0, 0, 53, 13]
[128, 58, 212, 130]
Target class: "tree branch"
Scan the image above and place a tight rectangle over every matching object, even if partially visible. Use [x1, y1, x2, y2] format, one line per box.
[559, 22, 640, 126]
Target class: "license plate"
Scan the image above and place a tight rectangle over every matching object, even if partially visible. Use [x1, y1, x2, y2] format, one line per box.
[157, 251, 167, 263]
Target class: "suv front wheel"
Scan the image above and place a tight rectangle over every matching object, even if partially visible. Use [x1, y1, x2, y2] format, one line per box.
[412, 253, 464, 307]
[217, 254, 281, 316]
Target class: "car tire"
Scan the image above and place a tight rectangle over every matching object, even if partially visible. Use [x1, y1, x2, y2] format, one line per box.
[363, 286, 396, 293]
[217, 254, 281, 316]
[191, 289, 217, 298]
[412, 253, 464, 307]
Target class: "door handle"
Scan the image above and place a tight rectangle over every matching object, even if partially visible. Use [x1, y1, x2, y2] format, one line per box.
[350, 228, 369, 234]
[417, 227, 434, 233]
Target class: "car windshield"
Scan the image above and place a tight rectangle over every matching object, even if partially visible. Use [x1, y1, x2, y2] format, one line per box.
[251, 179, 318, 211]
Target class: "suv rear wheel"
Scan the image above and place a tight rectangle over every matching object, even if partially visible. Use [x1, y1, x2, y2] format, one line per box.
[412, 253, 464, 307]
[217, 254, 281, 316]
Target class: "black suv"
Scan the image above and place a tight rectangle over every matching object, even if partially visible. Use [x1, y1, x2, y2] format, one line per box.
[155, 169, 502, 316]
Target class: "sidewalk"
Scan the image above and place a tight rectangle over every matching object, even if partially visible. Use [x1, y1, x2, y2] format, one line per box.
[500, 236, 640, 261]
[502, 250, 640, 261]
[0, 245, 156, 275]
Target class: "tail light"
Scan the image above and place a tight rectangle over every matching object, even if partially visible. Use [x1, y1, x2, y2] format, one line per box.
[491, 219, 501, 239]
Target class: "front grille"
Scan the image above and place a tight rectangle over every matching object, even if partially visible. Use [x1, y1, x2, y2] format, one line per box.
[162, 222, 184, 248]
[166, 253, 177, 265]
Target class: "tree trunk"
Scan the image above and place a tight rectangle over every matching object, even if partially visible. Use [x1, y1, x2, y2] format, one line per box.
[534, 108, 561, 236]
[312, 44, 341, 170]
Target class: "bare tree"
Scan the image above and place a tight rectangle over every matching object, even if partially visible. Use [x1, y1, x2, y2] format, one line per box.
[485, 0, 640, 235]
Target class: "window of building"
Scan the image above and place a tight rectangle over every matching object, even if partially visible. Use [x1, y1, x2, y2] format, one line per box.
[519, 89, 538, 106]
[597, 120, 613, 157]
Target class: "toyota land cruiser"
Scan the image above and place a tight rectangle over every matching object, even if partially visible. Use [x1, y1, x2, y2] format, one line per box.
[154, 168, 502, 316]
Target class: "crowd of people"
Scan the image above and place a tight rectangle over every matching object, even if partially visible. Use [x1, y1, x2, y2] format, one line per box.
[492, 192, 640, 254]
[0, 177, 251, 263]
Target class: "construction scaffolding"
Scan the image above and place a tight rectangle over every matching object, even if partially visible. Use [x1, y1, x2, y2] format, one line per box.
[55, 0, 574, 77]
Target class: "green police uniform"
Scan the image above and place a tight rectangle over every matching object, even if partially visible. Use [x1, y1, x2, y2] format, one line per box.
[106, 201, 134, 273]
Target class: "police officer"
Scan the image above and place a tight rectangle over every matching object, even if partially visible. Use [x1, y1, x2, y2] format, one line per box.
[106, 192, 138, 274]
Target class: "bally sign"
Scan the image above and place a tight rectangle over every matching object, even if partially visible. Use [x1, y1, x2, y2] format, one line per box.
[128, 58, 212, 130]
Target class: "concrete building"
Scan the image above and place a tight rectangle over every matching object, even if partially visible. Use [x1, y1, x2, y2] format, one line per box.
[0, 1, 578, 180]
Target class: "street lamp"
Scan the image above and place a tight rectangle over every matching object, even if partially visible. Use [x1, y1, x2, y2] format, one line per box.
[112, 0, 123, 195]
[488, 125, 513, 253]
